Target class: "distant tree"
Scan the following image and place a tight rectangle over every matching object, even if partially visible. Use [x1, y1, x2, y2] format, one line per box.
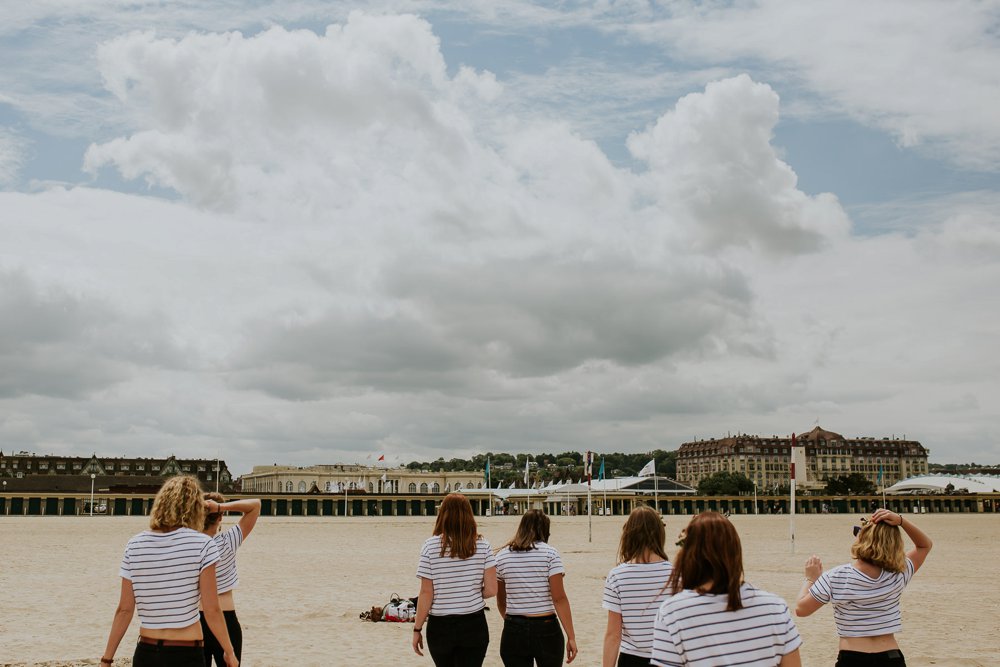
[697, 471, 754, 496]
[944, 482, 955, 494]
[825, 473, 875, 495]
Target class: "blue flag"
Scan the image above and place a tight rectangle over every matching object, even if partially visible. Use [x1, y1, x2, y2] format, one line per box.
[484, 458, 490, 484]
[599, 457, 605, 481]
[877, 462, 883, 486]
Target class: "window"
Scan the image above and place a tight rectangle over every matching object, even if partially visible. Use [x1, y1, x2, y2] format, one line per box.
[286, 481, 293, 493]
[136, 464, 144, 471]
[409, 483, 417, 493]
[152, 465, 160, 472]
[455, 482, 462, 490]
[368, 482, 374, 493]
[121, 463, 129, 471]
[182, 465, 191, 472]
[420, 483, 428, 494]
[432, 483, 440, 493]
[73, 463, 81, 470]
[198, 465, 206, 472]
[297, 481, 306, 493]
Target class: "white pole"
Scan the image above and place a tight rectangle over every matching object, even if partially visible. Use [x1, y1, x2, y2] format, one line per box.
[791, 477, 797, 553]
[753, 481, 758, 515]
[487, 456, 491, 517]
[90, 473, 95, 517]
[654, 466, 659, 515]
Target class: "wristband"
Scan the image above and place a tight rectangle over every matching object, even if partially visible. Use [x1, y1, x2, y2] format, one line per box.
[414, 627, 423, 632]
[100, 659, 113, 665]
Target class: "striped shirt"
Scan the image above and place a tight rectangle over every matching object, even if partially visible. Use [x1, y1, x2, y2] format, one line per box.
[809, 558, 915, 637]
[417, 535, 496, 616]
[651, 583, 802, 667]
[496, 542, 565, 616]
[119, 528, 220, 629]
[213, 524, 244, 594]
[603, 560, 674, 659]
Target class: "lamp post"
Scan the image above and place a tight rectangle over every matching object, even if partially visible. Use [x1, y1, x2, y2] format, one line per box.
[753, 481, 758, 515]
[2, 479, 5, 517]
[90, 473, 96, 517]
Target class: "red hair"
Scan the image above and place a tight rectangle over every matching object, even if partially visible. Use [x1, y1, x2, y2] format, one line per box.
[433, 493, 479, 559]
[667, 511, 744, 611]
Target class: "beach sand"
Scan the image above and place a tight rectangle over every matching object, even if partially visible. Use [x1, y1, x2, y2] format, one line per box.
[1, 512, 996, 666]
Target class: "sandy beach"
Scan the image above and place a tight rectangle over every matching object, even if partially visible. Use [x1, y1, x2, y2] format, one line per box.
[1, 512, 996, 666]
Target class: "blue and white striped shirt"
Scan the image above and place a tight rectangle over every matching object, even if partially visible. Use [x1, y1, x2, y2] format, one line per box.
[603, 560, 674, 659]
[651, 583, 801, 667]
[213, 524, 243, 594]
[417, 535, 496, 616]
[496, 542, 565, 616]
[120, 528, 220, 629]
[809, 558, 915, 637]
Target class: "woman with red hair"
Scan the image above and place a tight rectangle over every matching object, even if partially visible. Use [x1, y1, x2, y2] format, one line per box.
[412, 493, 498, 666]
[651, 512, 802, 667]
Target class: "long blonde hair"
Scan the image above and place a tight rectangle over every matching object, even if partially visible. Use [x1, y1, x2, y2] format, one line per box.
[149, 475, 206, 531]
[852, 521, 906, 573]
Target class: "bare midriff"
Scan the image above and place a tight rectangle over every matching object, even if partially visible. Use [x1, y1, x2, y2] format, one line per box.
[139, 620, 203, 641]
[218, 590, 236, 612]
[839, 634, 900, 653]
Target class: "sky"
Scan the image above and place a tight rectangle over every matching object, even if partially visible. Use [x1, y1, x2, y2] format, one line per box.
[2, 1, 999, 475]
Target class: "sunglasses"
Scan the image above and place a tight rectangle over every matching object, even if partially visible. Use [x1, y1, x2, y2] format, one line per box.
[852, 517, 871, 537]
[853, 525, 862, 537]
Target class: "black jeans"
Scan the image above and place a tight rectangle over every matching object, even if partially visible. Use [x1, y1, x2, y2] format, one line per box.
[427, 609, 490, 667]
[836, 649, 906, 667]
[500, 614, 565, 667]
[132, 641, 205, 667]
[200, 610, 243, 666]
[617, 652, 652, 667]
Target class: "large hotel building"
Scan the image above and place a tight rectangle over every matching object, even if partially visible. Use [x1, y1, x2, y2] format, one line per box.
[239, 464, 485, 495]
[676, 426, 929, 491]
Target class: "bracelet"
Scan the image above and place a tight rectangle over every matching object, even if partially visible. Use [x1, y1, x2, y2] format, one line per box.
[413, 627, 423, 633]
[804, 578, 814, 584]
[100, 659, 113, 665]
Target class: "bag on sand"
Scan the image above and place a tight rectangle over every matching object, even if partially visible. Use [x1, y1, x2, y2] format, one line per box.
[359, 593, 415, 623]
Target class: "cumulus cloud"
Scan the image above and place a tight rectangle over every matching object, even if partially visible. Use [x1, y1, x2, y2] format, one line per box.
[3, 11, 998, 468]
[627, 0, 1000, 170]
[627, 75, 850, 255]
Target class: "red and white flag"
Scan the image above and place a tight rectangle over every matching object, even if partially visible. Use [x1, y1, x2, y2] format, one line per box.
[378, 454, 385, 462]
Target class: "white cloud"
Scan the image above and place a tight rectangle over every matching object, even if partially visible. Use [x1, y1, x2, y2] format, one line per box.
[626, 0, 1000, 170]
[2, 11, 998, 469]
[0, 128, 29, 187]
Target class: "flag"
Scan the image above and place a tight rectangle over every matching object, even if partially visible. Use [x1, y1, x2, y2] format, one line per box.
[378, 454, 385, 462]
[638, 459, 655, 477]
[599, 457, 605, 481]
[509, 481, 515, 489]
[484, 458, 490, 484]
[524, 457, 530, 485]
[585, 451, 593, 477]
[877, 462, 884, 486]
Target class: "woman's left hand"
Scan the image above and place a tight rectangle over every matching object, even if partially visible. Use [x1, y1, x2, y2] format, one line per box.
[871, 509, 902, 526]
[412, 628, 424, 656]
[565, 637, 578, 663]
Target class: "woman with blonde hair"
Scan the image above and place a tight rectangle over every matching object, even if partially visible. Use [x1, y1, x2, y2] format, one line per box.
[100, 475, 238, 667]
[796, 508, 932, 666]
[496, 509, 577, 666]
[412, 493, 498, 666]
[200, 493, 261, 666]
[602, 506, 672, 667]
[651, 511, 802, 667]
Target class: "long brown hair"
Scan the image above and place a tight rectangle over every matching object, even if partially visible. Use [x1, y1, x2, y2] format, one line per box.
[852, 521, 906, 573]
[503, 509, 551, 551]
[149, 475, 206, 532]
[667, 512, 744, 611]
[203, 491, 226, 532]
[619, 505, 668, 564]
[433, 493, 479, 559]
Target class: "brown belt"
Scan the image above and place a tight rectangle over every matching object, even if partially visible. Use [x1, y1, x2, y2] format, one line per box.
[137, 637, 205, 648]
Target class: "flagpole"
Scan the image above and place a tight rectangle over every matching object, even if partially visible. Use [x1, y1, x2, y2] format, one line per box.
[654, 454, 659, 515]
[586, 451, 593, 543]
[601, 457, 607, 517]
[790, 432, 797, 554]
[487, 456, 492, 517]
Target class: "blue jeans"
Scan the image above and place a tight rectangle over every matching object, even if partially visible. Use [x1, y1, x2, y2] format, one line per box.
[500, 614, 565, 667]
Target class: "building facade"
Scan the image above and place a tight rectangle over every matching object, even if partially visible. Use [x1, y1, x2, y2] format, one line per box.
[240, 464, 485, 495]
[675, 426, 929, 491]
[0, 451, 233, 490]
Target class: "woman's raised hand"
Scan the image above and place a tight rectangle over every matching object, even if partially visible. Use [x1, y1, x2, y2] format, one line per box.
[804, 555, 823, 582]
[871, 508, 902, 526]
